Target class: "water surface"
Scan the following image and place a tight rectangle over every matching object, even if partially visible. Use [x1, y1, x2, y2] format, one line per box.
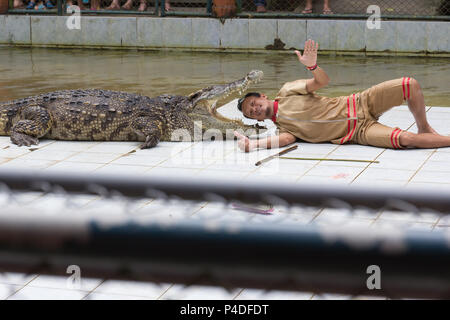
[0, 47, 449, 106]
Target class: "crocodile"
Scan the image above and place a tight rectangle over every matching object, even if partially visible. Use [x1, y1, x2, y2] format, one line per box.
[0, 70, 264, 149]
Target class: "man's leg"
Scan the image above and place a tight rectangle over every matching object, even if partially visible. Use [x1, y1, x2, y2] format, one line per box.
[351, 120, 450, 150]
[406, 78, 438, 135]
[399, 131, 450, 149]
[361, 77, 439, 135]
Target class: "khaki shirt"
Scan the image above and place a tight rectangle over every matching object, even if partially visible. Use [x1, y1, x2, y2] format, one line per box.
[274, 79, 361, 144]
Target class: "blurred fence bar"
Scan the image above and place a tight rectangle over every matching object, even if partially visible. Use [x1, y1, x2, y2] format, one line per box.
[0, 212, 449, 298]
[0, 169, 450, 213]
[0, 169, 449, 298]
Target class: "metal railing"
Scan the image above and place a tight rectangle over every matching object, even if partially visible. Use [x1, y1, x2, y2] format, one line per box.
[237, 0, 450, 19]
[7, 0, 211, 16]
[0, 169, 449, 299]
[6, 0, 450, 19]
[8, 0, 160, 15]
[160, 0, 213, 16]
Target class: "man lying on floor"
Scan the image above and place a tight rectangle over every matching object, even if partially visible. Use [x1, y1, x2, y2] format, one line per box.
[234, 39, 450, 152]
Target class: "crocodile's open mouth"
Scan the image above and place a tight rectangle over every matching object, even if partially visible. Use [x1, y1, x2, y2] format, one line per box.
[189, 70, 264, 122]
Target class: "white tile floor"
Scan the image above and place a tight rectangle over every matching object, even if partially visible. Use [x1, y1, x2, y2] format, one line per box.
[0, 105, 449, 300]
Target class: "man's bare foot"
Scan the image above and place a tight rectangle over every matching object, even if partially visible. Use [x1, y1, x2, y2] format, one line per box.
[121, 0, 133, 10]
[256, 5, 266, 13]
[106, 4, 120, 10]
[138, 2, 147, 11]
[418, 125, 439, 135]
[106, 1, 120, 10]
[323, 6, 333, 14]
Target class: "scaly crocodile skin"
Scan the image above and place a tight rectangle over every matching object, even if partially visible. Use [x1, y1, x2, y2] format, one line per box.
[0, 71, 265, 149]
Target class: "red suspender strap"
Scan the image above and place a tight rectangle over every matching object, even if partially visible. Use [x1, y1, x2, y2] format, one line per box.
[340, 96, 351, 144]
[346, 96, 351, 133]
[340, 95, 357, 144]
[271, 100, 278, 123]
[348, 94, 357, 140]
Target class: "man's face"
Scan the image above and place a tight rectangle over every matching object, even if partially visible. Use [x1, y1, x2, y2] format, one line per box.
[241, 94, 270, 121]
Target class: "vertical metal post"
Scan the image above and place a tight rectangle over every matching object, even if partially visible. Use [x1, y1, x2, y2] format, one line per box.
[155, 0, 159, 15]
[236, 0, 242, 13]
[206, 0, 212, 14]
[161, 0, 165, 16]
[57, 0, 63, 15]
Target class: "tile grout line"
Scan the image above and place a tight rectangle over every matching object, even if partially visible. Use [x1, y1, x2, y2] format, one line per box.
[293, 145, 340, 183]
[350, 114, 418, 185]
[85, 141, 197, 173]
[0, 140, 57, 162]
[81, 279, 106, 300]
[294, 145, 341, 223]
[349, 148, 387, 185]
[144, 141, 203, 173]
[232, 288, 245, 300]
[430, 215, 443, 232]
[43, 142, 104, 170]
[403, 105, 436, 185]
[4, 274, 39, 300]
[156, 284, 174, 300]
[308, 208, 326, 224]
[193, 147, 236, 174]
[5, 141, 104, 170]
[405, 149, 437, 186]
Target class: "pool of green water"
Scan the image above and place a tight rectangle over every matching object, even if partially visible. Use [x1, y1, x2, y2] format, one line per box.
[0, 47, 448, 106]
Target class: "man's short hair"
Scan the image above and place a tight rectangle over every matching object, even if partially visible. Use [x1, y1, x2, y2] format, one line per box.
[237, 92, 261, 113]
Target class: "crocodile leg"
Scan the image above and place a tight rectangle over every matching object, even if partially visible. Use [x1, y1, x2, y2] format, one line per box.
[131, 117, 163, 149]
[10, 105, 53, 147]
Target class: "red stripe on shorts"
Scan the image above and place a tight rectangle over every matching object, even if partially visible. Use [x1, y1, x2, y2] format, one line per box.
[407, 77, 411, 100]
[402, 77, 406, 100]
[390, 129, 402, 149]
[394, 129, 402, 149]
[390, 129, 399, 149]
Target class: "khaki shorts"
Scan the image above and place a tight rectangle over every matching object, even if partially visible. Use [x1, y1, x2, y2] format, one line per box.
[352, 77, 413, 149]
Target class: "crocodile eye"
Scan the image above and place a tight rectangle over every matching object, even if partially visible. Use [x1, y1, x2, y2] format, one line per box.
[190, 92, 200, 101]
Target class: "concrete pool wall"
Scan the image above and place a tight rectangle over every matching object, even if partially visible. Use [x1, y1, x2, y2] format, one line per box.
[0, 15, 449, 56]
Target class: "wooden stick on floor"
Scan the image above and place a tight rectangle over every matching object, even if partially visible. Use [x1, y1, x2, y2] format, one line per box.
[280, 157, 379, 163]
[255, 145, 298, 166]
[255, 145, 380, 166]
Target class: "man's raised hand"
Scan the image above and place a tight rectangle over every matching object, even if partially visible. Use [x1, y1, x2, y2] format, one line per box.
[295, 39, 318, 68]
[234, 131, 256, 152]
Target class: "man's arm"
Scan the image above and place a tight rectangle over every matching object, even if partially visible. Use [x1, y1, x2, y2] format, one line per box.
[234, 131, 296, 152]
[295, 39, 329, 93]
